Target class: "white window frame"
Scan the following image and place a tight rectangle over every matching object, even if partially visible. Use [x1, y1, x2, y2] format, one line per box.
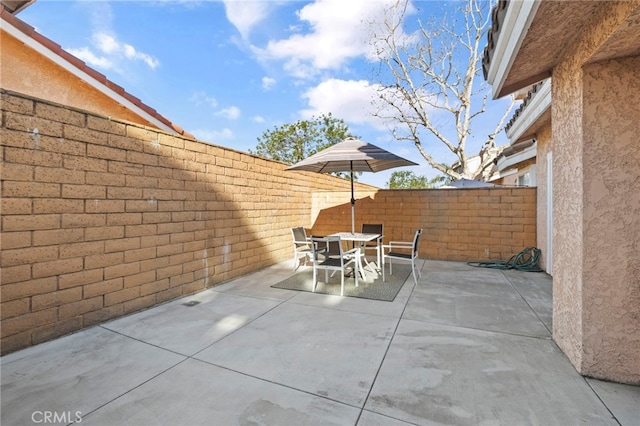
[516, 166, 536, 187]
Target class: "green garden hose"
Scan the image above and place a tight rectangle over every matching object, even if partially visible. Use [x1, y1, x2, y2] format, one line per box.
[467, 247, 543, 272]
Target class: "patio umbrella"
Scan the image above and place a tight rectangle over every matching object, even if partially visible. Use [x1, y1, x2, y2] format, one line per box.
[286, 137, 418, 232]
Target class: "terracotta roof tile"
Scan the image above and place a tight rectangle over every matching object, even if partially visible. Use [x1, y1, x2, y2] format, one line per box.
[482, 0, 508, 81]
[505, 81, 546, 132]
[1, 5, 195, 139]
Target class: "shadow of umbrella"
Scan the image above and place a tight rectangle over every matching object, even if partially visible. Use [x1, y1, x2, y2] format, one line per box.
[287, 137, 418, 232]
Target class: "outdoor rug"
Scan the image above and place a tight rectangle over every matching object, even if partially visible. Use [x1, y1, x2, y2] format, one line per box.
[271, 264, 412, 302]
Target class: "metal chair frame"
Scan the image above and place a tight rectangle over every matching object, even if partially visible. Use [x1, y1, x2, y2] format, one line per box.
[310, 236, 359, 296]
[382, 229, 422, 285]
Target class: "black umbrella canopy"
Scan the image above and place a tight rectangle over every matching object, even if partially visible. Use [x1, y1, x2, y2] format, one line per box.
[287, 137, 418, 232]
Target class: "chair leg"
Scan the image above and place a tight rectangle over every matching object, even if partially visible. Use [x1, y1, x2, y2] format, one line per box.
[340, 270, 344, 296]
[354, 260, 358, 289]
[359, 254, 367, 279]
[312, 267, 317, 292]
[411, 260, 418, 285]
[382, 254, 386, 282]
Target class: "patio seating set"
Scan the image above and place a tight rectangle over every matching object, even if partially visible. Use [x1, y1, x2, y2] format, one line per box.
[287, 137, 423, 296]
[290, 225, 422, 296]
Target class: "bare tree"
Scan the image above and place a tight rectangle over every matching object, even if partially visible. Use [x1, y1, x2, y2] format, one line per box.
[371, 0, 514, 181]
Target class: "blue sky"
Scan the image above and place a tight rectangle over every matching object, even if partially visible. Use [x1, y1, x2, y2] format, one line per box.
[19, 0, 513, 188]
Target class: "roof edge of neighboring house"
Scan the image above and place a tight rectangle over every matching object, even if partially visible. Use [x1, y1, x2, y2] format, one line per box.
[496, 138, 536, 172]
[1, 5, 195, 140]
[505, 78, 551, 141]
[2, 0, 34, 14]
[488, 167, 517, 183]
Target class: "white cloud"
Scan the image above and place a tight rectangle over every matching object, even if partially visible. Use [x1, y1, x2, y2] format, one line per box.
[300, 77, 443, 138]
[252, 0, 411, 78]
[122, 43, 160, 69]
[93, 33, 159, 69]
[300, 78, 389, 130]
[68, 32, 159, 72]
[70, 2, 159, 71]
[189, 91, 218, 108]
[66, 46, 114, 70]
[261, 76, 276, 90]
[190, 128, 234, 142]
[215, 106, 242, 120]
[94, 33, 119, 54]
[252, 115, 266, 123]
[222, 0, 275, 39]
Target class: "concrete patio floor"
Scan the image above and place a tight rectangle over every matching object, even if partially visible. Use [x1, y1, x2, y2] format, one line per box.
[2, 259, 639, 425]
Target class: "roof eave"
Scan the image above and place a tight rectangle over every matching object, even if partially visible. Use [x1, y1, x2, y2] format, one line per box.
[1, 8, 194, 139]
[506, 79, 552, 142]
[497, 142, 537, 172]
[1, 0, 35, 15]
[484, 0, 541, 99]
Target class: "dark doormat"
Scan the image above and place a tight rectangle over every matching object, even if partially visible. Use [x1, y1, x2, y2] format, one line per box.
[271, 264, 411, 302]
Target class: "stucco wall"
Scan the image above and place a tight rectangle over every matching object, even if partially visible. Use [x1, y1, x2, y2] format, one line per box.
[1, 30, 158, 129]
[534, 124, 552, 274]
[495, 157, 536, 188]
[552, 45, 585, 373]
[550, 0, 640, 384]
[582, 56, 640, 382]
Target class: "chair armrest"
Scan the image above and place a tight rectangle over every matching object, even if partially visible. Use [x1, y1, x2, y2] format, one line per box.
[312, 246, 327, 259]
[344, 248, 360, 256]
[384, 241, 412, 249]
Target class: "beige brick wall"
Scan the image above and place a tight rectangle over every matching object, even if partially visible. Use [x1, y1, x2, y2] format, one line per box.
[311, 187, 536, 262]
[0, 90, 363, 354]
[1, 90, 537, 355]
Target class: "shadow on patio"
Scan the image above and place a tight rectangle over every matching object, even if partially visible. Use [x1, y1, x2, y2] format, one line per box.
[2, 259, 638, 425]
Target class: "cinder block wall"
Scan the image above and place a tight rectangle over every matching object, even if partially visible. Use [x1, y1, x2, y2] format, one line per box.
[311, 187, 537, 262]
[0, 90, 363, 354]
[1, 90, 537, 355]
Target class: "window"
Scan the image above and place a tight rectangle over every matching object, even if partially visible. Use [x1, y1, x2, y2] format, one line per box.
[517, 167, 536, 186]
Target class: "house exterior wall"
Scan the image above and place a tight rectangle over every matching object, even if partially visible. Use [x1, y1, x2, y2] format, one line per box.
[581, 56, 640, 382]
[551, 0, 640, 383]
[496, 157, 536, 187]
[534, 124, 552, 273]
[0, 90, 538, 354]
[1, 29, 158, 129]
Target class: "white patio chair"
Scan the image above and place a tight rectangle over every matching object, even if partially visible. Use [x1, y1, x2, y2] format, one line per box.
[382, 229, 422, 285]
[291, 227, 312, 270]
[310, 236, 359, 296]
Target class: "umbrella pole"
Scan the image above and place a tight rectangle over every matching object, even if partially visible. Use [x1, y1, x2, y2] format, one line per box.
[350, 161, 355, 234]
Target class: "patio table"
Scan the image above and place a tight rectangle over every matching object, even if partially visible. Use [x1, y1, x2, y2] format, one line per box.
[330, 232, 381, 279]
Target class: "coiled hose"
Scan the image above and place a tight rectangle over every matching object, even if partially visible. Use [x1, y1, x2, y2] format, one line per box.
[467, 247, 543, 272]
